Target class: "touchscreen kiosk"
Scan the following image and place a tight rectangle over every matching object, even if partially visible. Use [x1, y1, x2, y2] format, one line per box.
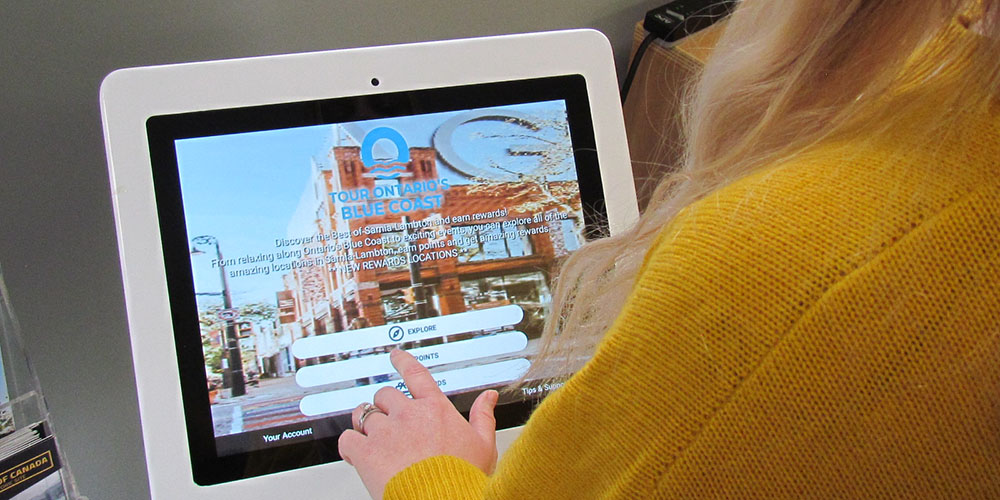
[101, 30, 637, 499]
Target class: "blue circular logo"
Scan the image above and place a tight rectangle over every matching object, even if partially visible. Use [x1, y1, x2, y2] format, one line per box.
[361, 127, 410, 179]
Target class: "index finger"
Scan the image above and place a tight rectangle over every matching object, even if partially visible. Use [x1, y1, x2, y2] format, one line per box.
[390, 348, 443, 399]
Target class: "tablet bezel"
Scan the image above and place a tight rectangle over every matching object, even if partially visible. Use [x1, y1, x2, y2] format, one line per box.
[101, 29, 637, 499]
[147, 74, 604, 485]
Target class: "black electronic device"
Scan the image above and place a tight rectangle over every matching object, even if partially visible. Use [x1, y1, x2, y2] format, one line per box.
[622, 0, 738, 102]
[643, 0, 739, 43]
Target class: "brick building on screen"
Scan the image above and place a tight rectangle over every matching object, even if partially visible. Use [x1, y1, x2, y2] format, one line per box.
[274, 138, 584, 360]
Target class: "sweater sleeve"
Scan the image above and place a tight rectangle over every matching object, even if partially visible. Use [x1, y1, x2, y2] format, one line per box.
[384, 455, 487, 500]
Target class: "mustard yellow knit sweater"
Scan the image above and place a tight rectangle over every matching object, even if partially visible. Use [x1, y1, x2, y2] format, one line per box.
[384, 30, 1000, 500]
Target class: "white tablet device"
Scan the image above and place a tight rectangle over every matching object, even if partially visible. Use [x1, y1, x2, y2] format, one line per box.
[101, 29, 637, 499]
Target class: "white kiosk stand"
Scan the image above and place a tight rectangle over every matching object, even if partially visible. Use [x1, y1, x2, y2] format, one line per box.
[101, 29, 636, 499]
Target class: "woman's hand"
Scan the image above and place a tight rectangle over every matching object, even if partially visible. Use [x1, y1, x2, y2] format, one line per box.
[338, 348, 500, 500]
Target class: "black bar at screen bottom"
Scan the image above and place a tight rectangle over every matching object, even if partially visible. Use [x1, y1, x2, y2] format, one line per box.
[214, 414, 351, 457]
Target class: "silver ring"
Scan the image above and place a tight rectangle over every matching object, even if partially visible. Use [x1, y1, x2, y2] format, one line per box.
[356, 402, 386, 435]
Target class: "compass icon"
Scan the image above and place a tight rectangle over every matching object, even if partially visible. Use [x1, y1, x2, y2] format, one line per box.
[388, 326, 404, 342]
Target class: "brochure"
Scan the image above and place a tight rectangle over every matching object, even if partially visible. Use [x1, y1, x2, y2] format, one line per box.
[0, 422, 67, 500]
[0, 266, 79, 499]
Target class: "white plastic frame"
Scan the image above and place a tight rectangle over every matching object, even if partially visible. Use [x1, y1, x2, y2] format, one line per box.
[100, 29, 637, 499]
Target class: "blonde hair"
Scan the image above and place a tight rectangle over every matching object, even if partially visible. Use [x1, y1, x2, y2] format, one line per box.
[526, 0, 1000, 383]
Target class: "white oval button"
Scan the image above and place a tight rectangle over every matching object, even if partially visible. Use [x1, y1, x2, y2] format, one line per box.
[290, 304, 523, 359]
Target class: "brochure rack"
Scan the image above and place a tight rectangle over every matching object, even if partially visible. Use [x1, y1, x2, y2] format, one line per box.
[0, 264, 84, 500]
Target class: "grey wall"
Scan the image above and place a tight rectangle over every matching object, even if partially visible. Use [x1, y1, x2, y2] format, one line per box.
[0, 1, 659, 498]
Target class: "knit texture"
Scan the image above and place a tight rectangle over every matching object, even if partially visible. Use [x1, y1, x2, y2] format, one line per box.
[384, 27, 1000, 500]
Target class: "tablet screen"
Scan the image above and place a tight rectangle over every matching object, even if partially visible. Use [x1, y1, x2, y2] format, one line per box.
[147, 75, 604, 485]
